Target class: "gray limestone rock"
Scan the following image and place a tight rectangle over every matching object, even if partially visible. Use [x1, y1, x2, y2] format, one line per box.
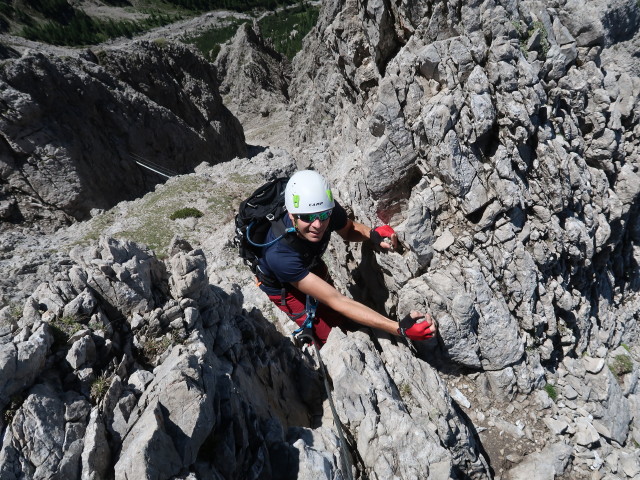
[1, 0, 640, 478]
[214, 22, 290, 129]
[506, 442, 573, 479]
[68, 237, 169, 315]
[0, 324, 52, 412]
[168, 248, 208, 300]
[114, 398, 184, 479]
[0, 383, 89, 480]
[65, 334, 97, 370]
[321, 328, 488, 478]
[80, 409, 111, 480]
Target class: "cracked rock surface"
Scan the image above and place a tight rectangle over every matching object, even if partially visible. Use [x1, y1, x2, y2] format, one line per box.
[1, 0, 639, 478]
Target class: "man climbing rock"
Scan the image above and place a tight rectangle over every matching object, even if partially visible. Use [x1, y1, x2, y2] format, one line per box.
[255, 170, 436, 346]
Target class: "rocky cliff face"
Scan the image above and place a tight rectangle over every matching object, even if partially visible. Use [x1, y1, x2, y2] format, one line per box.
[288, 0, 640, 369]
[284, 0, 640, 475]
[214, 22, 291, 132]
[0, 40, 245, 231]
[1, 0, 640, 479]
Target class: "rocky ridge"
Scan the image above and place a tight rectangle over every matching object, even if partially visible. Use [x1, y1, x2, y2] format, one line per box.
[0, 0, 640, 479]
[214, 21, 291, 133]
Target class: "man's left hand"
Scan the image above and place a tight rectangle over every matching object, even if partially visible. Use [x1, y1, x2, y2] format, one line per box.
[370, 225, 398, 252]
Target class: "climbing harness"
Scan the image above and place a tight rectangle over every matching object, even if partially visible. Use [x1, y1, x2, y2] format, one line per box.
[292, 296, 355, 480]
[291, 295, 318, 336]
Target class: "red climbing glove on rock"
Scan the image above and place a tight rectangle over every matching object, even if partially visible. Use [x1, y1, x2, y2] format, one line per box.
[397, 312, 435, 341]
[370, 225, 396, 252]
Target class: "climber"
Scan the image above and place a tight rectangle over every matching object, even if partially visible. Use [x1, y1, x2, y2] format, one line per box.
[255, 170, 436, 346]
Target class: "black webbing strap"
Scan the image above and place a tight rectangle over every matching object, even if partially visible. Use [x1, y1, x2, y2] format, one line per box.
[313, 338, 355, 480]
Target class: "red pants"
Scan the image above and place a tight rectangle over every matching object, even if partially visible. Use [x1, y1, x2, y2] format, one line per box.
[267, 286, 358, 346]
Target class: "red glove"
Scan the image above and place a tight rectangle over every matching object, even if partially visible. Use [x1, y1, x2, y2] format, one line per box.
[370, 225, 396, 252]
[397, 313, 435, 341]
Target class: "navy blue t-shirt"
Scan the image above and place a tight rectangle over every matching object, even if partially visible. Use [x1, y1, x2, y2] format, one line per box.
[257, 202, 348, 295]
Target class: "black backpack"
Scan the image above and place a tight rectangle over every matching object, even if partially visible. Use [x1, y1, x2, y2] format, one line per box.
[234, 177, 292, 275]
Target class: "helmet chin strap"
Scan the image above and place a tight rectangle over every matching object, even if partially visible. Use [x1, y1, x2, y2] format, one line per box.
[291, 215, 302, 236]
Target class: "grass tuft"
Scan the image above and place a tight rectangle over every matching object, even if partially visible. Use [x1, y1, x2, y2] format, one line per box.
[399, 382, 412, 397]
[543, 383, 557, 401]
[50, 315, 83, 347]
[139, 333, 173, 365]
[90, 372, 111, 403]
[170, 207, 204, 220]
[610, 354, 633, 378]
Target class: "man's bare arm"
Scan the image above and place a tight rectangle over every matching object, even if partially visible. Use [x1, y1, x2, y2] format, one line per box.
[292, 272, 434, 337]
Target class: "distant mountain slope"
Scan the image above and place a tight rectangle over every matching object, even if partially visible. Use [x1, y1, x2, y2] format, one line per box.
[0, 0, 303, 45]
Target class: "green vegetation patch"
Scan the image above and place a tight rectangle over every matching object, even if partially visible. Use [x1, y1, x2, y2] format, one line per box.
[139, 333, 173, 365]
[8, 0, 319, 55]
[398, 382, 412, 397]
[6, 303, 23, 321]
[93, 176, 212, 257]
[163, 0, 300, 13]
[111, 176, 210, 255]
[514, 18, 550, 59]
[0, 2, 14, 18]
[610, 354, 634, 378]
[170, 207, 204, 220]
[207, 176, 257, 223]
[4, 0, 185, 43]
[258, 3, 319, 59]
[543, 383, 557, 401]
[185, 3, 319, 61]
[21, 10, 177, 46]
[530, 21, 550, 58]
[229, 173, 260, 184]
[79, 173, 263, 258]
[117, 221, 175, 255]
[182, 17, 246, 61]
[82, 210, 118, 245]
[50, 315, 83, 347]
[90, 372, 111, 403]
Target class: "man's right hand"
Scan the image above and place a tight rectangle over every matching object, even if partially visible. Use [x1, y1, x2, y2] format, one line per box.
[397, 311, 436, 340]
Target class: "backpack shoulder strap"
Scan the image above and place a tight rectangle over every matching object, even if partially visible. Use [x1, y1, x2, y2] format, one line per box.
[247, 215, 295, 248]
[277, 220, 326, 269]
[273, 218, 304, 251]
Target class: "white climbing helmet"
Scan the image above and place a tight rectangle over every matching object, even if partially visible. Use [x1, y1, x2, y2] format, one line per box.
[285, 170, 335, 214]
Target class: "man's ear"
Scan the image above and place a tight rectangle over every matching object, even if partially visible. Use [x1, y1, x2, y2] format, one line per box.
[288, 212, 297, 229]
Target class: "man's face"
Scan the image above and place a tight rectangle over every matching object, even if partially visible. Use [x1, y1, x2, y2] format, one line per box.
[289, 209, 333, 242]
